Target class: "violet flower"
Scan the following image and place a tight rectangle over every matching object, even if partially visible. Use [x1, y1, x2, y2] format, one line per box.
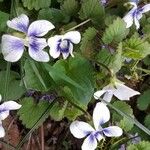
[2, 14, 55, 62]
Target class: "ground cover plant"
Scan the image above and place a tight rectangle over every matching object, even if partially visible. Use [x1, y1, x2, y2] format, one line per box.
[0, 0, 150, 149]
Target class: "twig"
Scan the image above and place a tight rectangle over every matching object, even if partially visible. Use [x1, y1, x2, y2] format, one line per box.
[25, 134, 32, 150]
[40, 124, 44, 150]
[65, 19, 91, 32]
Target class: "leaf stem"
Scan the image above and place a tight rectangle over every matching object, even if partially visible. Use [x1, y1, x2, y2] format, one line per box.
[65, 19, 91, 32]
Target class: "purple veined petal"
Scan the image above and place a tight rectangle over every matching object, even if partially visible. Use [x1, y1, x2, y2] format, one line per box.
[28, 37, 49, 62]
[48, 35, 62, 59]
[94, 131, 103, 141]
[113, 82, 140, 101]
[141, 4, 150, 13]
[1, 35, 24, 62]
[123, 7, 135, 28]
[28, 20, 55, 37]
[62, 51, 70, 59]
[94, 90, 106, 100]
[103, 126, 123, 137]
[61, 43, 73, 59]
[0, 121, 5, 138]
[81, 134, 97, 150]
[93, 102, 110, 130]
[7, 14, 29, 33]
[70, 121, 95, 139]
[63, 31, 81, 44]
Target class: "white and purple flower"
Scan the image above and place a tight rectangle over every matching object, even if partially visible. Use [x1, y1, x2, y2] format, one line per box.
[94, 80, 140, 102]
[0, 95, 21, 138]
[123, 2, 150, 29]
[2, 14, 55, 62]
[48, 31, 81, 59]
[70, 102, 123, 150]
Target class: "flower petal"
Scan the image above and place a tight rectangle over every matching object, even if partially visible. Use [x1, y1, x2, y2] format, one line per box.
[1, 101, 22, 110]
[70, 121, 95, 139]
[48, 35, 62, 59]
[103, 91, 113, 102]
[0, 122, 5, 138]
[103, 126, 123, 137]
[93, 102, 110, 130]
[134, 16, 140, 29]
[28, 37, 49, 62]
[1, 35, 24, 62]
[94, 90, 106, 100]
[62, 52, 70, 59]
[69, 43, 74, 57]
[63, 31, 81, 44]
[0, 110, 9, 120]
[114, 82, 140, 100]
[0, 101, 21, 120]
[7, 14, 29, 33]
[123, 7, 136, 28]
[81, 134, 97, 150]
[28, 20, 55, 37]
[141, 4, 150, 13]
[94, 132, 103, 141]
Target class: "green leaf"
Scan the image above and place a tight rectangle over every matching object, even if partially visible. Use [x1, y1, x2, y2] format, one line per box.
[23, 59, 53, 91]
[0, 11, 9, 32]
[16, 99, 55, 149]
[50, 99, 83, 121]
[50, 101, 68, 121]
[0, 71, 25, 100]
[61, 0, 79, 17]
[64, 104, 83, 120]
[102, 18, 129, 44]
[18, 98, 52, 129]
[143, 56, 150, 66]
[127, 141, 150, 150]
[21, 0, 51, 10]
[44, 56, 94, 107]
[108, 43, 122, 73]
[137, 90, 150, 111]
[144, 114, 150, 129]
[38, 8, 67, 24]
[112, 101, 134, 131]
[123, 35, 150, 60]
[96, 48, 112, 66]
[80, 27, 98, 58]
[79, 0, 105, 24]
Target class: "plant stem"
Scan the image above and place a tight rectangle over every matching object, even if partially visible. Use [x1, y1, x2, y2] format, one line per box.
[65, 19, 91, 32]
[91, 59, 114, 77]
